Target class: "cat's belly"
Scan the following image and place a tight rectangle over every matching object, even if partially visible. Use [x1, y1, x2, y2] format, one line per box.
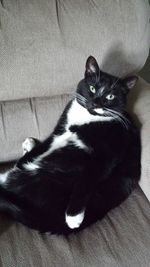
[23, 130, 89, 172]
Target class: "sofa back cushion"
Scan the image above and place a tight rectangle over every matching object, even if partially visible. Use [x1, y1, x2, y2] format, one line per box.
[0, 0, 149, 101]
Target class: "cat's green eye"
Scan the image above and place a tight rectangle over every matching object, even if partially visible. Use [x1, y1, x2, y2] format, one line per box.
[106, 94, 115, 100]
[90, 85, 96, 94]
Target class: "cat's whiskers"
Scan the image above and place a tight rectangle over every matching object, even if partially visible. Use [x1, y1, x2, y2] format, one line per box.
[107, 110, 128, 129]
[114, 111, 129, 129]
[105, 111, 125, 128]
[74, 93, 87, 107]
[105, 108, 130, 129]
[75, 93, 87, 101]
[78, 101, 87, 108]
[76, 96, 86, 103]
[76, 101, 87, 108]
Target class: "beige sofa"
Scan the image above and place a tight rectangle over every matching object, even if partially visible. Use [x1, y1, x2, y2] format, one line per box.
[0, 1, 150, 266]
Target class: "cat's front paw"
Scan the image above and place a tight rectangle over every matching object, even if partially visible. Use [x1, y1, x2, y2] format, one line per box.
[22, 137, 36, 155]
[65, 210, 85, 229]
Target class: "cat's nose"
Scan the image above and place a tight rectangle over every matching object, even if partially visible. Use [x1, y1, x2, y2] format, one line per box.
[93, 98, 102, 108]
[93, 96, 101, 105]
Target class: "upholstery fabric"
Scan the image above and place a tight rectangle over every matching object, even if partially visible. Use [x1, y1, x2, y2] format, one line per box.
[0, 0, 149, 101]
[0, 94, 70, 161]
[0, 187, 149, 267]
[128, 77, 150, 201]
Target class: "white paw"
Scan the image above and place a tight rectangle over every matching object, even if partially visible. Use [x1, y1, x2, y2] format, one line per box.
[65, 210, 85, 229]
[22, 137, 36, 155]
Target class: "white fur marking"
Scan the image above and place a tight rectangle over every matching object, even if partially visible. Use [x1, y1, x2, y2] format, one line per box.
[94, 108, 104, 115]
[100, 86, 105, 94]
[23, 99, 113, 171]
[23, 162, 40, 171]
[49, 132, 88, 153]
[0, 172, 8, 184]
[49, 132, 72, 154]
[65, 210, 85, 229]
[22, 138, 36, 155]
[23, 132, 88, 171]
[67, 99, 112, 127]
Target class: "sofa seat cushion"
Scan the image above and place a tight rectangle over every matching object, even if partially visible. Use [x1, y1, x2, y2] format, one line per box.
[0, 0, 149, 101]
[0, 187, 149, 267]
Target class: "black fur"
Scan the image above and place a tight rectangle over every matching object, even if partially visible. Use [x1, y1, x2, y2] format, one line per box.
[0, 56, 141, 235]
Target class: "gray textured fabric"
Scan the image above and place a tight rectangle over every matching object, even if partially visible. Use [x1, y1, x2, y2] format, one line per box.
[128, 78, 150, 201]
[0, 94, 70, 161]
[0, 0, 149, 101]
[0, 187, 149, 267]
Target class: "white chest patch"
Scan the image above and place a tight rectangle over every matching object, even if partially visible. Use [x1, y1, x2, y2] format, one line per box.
[23, 99, 112, 171]
[67, 99, 112, 127]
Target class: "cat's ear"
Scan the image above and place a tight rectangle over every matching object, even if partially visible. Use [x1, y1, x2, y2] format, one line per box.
[85, 56, 100, 82]
[122, 76, 138, 90]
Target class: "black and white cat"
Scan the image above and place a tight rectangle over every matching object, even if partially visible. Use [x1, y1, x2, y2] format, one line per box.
[0, 56, 141, 234]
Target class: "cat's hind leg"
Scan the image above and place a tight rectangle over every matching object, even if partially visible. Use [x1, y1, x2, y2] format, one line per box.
[65, 180, 93, 229]
[15, 137, 41, 169]
[22, 137, 40, 155]
[65, 209, 85, 229]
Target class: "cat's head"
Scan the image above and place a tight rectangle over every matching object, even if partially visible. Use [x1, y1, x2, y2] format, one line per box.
[76, 56, 138, 116]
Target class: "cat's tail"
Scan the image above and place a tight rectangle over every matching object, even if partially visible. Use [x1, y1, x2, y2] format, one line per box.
[0, 190, 23, 227]
[0, 195, 21, 219]
[0, 170, 22, 221]
[0, 179, 41, 230]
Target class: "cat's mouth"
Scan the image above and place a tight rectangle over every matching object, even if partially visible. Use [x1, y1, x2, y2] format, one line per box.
[93, 108, 105, 115]
[76, 97, 129, 127]
[87, 107, 105, 116]
[76, 96, 106, 116]
[86, 102, 106, 116]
